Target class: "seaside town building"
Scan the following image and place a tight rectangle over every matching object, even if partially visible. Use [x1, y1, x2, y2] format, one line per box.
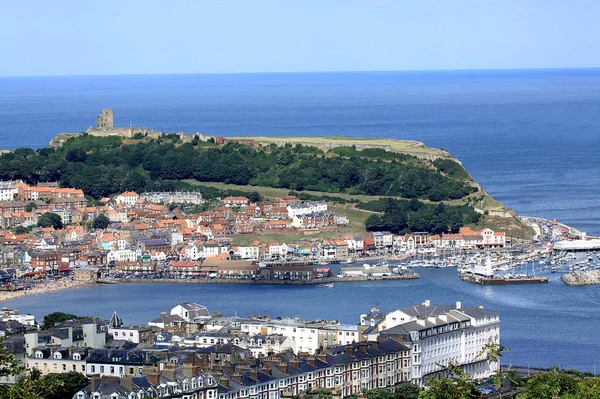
[2, 298, 501, 397]
[360, 300, 500, 386]
[140, 191, 205, 205]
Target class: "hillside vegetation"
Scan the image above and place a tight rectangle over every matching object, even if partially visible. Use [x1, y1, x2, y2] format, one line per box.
[0, 135, 476, 201]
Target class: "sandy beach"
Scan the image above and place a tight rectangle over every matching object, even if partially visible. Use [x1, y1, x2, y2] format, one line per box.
[0, 278, 91, 301]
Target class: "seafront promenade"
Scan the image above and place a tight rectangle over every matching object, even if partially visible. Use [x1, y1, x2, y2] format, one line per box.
[110, 273, 419, 285]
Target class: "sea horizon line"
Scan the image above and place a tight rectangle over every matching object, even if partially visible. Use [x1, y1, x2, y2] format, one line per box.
[1, 66, 599, 80]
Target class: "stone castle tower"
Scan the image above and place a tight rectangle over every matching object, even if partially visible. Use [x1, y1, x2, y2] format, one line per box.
[96, 109, 114, 130]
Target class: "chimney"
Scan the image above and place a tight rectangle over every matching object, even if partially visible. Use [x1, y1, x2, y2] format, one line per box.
[307, 356, 316, 367]
[69, 346, 74, 357]
[290, 358, 301, 369]
[91, 375, 101, 392]
[121, 375, 133, 391]
[423, 300, 431, 307]
[358, 343, 368, 354]
[163, 366, 176, 381]
[370, 341, 379, 350]
[250, 368, 260, 380]
[183, 365, 198, 378]
[344, 345, 355, 356]
[219, 374, 229, 387]
[231, 371, 243, 383]
[147, 372, 160, 386]
[317, 353, 328, 363]
[456, 301, 462, 309]
[278, 362, 289, 373]
[260, 366, 271, 376]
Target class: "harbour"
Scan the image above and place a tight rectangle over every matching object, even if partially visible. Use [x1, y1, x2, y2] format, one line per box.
[4, 266, 600, 373]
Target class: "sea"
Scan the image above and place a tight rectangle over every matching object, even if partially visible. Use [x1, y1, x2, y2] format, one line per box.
[1, 69, 600, 370]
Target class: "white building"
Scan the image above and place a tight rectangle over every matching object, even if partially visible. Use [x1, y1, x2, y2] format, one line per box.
[0, 181, 18, 201]
[366, 300, 500, 387]
[201, 243, 220, 259]
[372, 231, 393, 248]
[170, 302, 211, 324]
[107, 249, 137, 263]
[286, 201, 328, 218]
[140, 191, 204, 205]
[235, 245, 261, 260]
[114, 191, 139, 207]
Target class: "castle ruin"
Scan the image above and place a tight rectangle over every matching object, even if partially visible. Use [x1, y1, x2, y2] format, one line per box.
[96, 109, 114, 130]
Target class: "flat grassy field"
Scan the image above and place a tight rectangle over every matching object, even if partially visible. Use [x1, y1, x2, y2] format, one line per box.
[183, 180, 485, 208]
[183, 180, 387, 202]
[226, 136, 452, 158]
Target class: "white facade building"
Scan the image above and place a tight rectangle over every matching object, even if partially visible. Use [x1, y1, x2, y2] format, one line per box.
[286, 201, 328, 218]
[366, 300, 501, 387]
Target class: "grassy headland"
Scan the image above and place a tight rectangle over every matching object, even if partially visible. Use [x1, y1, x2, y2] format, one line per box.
[7, 133, 530, 238]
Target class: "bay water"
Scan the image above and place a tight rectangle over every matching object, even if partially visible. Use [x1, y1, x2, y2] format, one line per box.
[1, 69, 600, 370]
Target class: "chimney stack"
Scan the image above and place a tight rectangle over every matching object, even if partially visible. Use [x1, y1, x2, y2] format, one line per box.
[358, 343, 368, 354]
[219, 374, 229, 387]
[344, 345, 355, 356]
[147, 372, 160, 386]
[121, 375, 134, 391]
[91, 375, 101, 392]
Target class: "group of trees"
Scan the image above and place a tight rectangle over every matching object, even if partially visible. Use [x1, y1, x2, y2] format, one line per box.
[0, 137, 476, 201]
[361, 198, 481, 234]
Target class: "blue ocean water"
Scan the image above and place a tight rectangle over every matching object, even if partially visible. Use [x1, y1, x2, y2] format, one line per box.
[1, 69, 599, 234]
[2, 70, 600, 371]
[4, 268, 600, 371]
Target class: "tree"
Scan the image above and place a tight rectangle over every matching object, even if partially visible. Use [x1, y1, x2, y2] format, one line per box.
[26, 202, 36, 212]
[0, 337, 62, 399]
[419, 362, 481, 399]
[396, 383, 421, 399]
[37, 213, 63, 229]
[365, 214, 382, 231]
[247, 191, 262, 203]
[65, 148, 87, 163]
[42, 312, 86, 329]
[476, 343, 509, 399]
[14, 225, 30, 235]
[42, 372, 89, 399]
[92, 214, 110, 230]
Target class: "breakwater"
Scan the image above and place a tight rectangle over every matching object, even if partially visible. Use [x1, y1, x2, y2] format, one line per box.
[561, 271, 600, 286]
[111, 274, 419, 285]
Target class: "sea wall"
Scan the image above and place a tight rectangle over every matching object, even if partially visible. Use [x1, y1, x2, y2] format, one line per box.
[110, 274, 419, 285]
[561, 271, 600, 286]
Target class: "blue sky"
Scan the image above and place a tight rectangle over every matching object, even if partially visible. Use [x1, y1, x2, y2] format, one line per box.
[1, 0, 598, 76]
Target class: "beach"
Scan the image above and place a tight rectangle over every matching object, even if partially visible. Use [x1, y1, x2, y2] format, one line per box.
[0, 278, 92, 301]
